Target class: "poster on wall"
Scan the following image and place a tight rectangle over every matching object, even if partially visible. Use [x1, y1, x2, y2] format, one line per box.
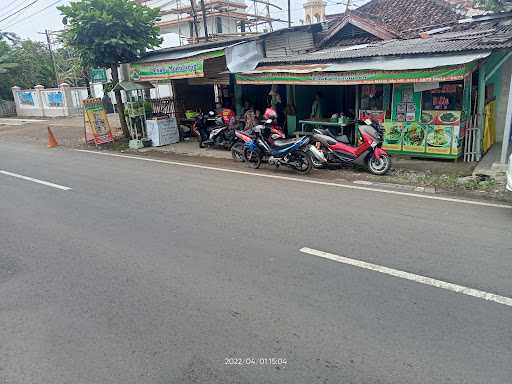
[426, 125, 452, 154]
[47, 91, 64, 107]
[82, 98, 113, 145]
[402, 86, 414, 103]
[358, 110, 385, 123]
[383, 121, 403, 151]
[19, 91, 35, 106]
[422, 110, 460, 126]
[402, 123, 427, 153]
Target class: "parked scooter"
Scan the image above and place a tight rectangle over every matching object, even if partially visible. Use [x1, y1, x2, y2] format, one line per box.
[194, 111, 234, 149]
[243, 121, 326, 174]
[311, 119, 391, 175]
[231, 125, 285, 161]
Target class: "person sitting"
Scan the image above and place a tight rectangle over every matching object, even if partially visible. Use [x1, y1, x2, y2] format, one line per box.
[263, 104, 277, 120]
[220, 102, 236, 127]
[243, 106, 257, 130]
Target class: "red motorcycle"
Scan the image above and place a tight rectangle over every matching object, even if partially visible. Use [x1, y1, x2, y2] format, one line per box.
[312, 120, 391, 175]
[231, 124, 285, 162]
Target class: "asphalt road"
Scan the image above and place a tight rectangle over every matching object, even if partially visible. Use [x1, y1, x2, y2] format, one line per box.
[1, 142, 511, 384]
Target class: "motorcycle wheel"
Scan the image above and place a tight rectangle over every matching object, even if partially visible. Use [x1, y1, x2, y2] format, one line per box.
[214, 134, 224, 148]
[293, 150, 313, 174]
[368, 154, 391, 175]
[244, 148, 262, 169]
[231, 142, 245, 162]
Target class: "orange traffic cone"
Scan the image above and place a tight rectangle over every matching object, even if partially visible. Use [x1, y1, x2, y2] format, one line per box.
[48, 127, 59, 148]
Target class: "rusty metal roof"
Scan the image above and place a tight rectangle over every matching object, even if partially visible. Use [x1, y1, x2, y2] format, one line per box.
[260, 20, 512, 66]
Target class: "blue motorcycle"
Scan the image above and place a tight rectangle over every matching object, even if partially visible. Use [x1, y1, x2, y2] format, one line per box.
[243, 123, 325, 175]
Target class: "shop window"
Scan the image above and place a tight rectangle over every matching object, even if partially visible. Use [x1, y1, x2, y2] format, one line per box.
[359, 85, 384, 110]
[421, 82, 463, 111]
[216, 17, 223, 33]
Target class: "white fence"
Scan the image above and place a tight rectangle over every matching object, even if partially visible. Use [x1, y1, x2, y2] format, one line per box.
[11, 84, 89, 118]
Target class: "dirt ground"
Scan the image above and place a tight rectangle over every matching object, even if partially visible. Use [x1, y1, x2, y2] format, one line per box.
[1, 115, 509, 202]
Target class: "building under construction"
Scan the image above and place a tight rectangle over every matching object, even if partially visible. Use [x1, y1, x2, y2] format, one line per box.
[135, 0, 285, 43]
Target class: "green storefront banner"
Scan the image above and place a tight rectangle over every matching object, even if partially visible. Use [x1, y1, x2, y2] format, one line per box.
[236, 65, 467, 85]
[90, 68, 108, 83]
[130, 50, 224, 81]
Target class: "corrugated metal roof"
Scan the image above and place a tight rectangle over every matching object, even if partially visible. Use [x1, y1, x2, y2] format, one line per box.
[260, 27, 512, 65]
[245, 52, 490, 73]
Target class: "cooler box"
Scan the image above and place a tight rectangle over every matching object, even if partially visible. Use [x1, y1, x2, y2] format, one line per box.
[146, 117, 179, 146]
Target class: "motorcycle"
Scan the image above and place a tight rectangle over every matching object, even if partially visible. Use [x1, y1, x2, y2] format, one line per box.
[311, 119, 391, 175]
[231, 125, 285, 162]
[243, 122, 326, 174]
[195, 111, 235, 149]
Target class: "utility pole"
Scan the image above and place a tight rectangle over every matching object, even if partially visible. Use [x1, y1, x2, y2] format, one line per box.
[265, 1, 272, 32]
[199, 0, 209, 41]
[189, 0, 200, 43]
[45, 29, 59, 86]
[288, 0, 291, 28]
[344, 0, 352, 15]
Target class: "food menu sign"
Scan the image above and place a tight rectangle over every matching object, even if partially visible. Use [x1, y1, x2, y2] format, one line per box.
[426, 126, 452, 154]
[402, 123, 427, 153]
[83, 98, 113, 145]
[421, 110, 460, 126]
[359, 110, 385, 123]
[383, 121, 460, 156]
[383, 122, 403, 151]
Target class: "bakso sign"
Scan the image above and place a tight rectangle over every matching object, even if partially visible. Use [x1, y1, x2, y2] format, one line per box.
[129, 50, 224, 81]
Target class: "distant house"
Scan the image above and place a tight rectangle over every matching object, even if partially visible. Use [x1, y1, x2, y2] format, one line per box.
[319, 0, 477, 48]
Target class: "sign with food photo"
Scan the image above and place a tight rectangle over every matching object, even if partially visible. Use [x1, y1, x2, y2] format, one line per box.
[359, 110, 385, 124]
[383, 122, 403, 151]
[422, 110, 460, 126]
[402, 123, 427, 153]
[426, 125, 453, 154]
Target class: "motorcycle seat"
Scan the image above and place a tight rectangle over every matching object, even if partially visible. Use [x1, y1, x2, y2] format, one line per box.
[272, 138, 301, 147]
[336, 135, 351, 144]
[315, 129, 350, 144]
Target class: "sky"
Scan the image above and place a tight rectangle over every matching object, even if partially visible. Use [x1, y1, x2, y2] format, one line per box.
[0, 0, 367, 44]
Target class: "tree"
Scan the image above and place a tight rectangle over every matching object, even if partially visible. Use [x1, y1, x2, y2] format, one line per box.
[58, 0, 162, 138]
[475, 0, 512, 11]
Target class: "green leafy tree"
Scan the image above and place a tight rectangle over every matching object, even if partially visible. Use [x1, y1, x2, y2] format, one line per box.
[58, 0, 162, 137]
[475, 0, 512, 11]
[0, 43, 15, 75]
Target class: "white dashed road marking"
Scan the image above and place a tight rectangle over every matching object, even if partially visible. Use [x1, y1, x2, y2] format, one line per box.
[300, 247, 512, 308]
[0, 170, 72, 191]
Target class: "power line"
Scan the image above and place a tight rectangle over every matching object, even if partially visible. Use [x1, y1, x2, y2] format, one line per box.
[0, 0, 39, 24]
[3, 0, 65, 30]
[3, 0, 29, 15]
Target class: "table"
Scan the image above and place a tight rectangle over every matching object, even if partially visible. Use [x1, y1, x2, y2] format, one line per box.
[295, 119, 352, 138]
